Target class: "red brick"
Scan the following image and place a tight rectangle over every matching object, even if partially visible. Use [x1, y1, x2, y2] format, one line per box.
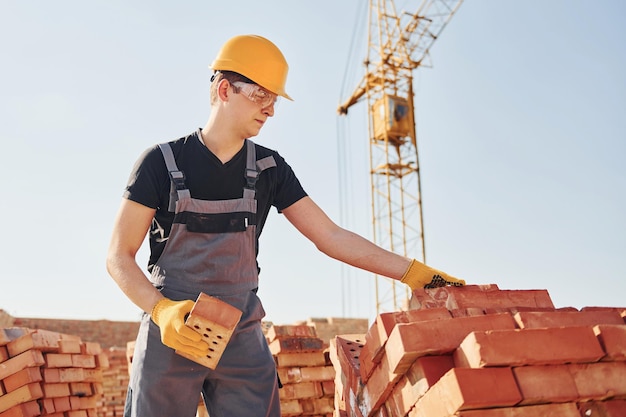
[320, 379, 334, 396]
[6, 331, 62, 357]
[80, 342, 101, 356]
[408, 284, 500, 310]
[593, 324, 626, 361]
[0, 350, 45, 380]
[278, 381, 323, 400]
[42, 383, 71, 398]
[53, 396, 72, 412]
[69, 382, 93, 397]
[299, 366, 335, 382]
[1, 368, 42, 393]
[386, 355, 454, 417]
[361, 350, 406, 415]
[179, 292, 243, 369]
[360, 321, 383, 383]
[484, 306, 570, 315]
[578, 399, 626, 417]
[0, 400, 41, 417]
[334, 335, 365, 398]
[409, 367, 521, 417]
[65, 411, 88, 417]
[94, 353, 109, 369]
[455, 326, 605, 368]
[71, 354, 96, 369]
[449, 308, 487, 317]
[385, 313, 516, 374]
[511, 365, 578, 405]
[513, 310, 624, 329]
[568, 361, 626, 401]
[0, 347, 8, 364]
[456, 402, 580, 416]
[269, 336, 324, 354]
[277, 367, 302, 384]
[275, 351, 327, 368]
[361, 308, 451, 382]
[58, 339, 82, 354]
[0, 383, 43, 414]
[82, 369, 101, 382]
[39, 398, 55, 414]
[581, 306, 626, 316]
[409, 284, 554, 311]
[279, 399, 302, 415]
[378, 308, 452, 340]
[300, 397, 334, 414]
[43, 367, 85, 383]
[44, 353, 73, 368]
[266, 325, 317, 342]
[76, 395, 97, 410]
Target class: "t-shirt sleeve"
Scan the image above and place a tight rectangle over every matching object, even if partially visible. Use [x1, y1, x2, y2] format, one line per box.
[272, 152, 308, 212]
[122, 145, 170, 210]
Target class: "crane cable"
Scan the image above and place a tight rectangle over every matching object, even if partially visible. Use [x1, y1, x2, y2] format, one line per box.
[336, 0, 369, 318]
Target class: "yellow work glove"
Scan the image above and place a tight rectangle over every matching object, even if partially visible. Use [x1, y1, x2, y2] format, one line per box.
[400, 259, 466, 290]
[151, 298, 209, 357]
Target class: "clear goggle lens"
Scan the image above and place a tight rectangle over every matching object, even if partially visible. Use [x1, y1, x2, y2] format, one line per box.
[232, 81, 279, 108]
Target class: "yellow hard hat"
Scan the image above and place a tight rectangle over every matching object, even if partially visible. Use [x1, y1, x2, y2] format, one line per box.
[210, 34, 293, 101]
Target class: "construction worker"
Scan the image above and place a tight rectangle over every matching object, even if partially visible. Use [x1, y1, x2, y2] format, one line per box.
[106, 34, 465, 417]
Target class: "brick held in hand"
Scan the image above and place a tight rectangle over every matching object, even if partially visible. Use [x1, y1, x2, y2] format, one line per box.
[176, 292, 243, 369]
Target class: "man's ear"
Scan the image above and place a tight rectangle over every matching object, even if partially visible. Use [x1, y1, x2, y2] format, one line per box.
[217, 79, 231, 102]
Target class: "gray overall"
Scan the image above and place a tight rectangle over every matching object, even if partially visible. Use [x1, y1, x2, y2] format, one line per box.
[125, 135, 281, 417]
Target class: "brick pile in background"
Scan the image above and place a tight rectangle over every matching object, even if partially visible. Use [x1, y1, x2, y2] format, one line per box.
[331, 284, 626, 417]
[267, 325, 336, 416]
[0, 328, 109, 417]
[293, 319, 369, 349]
[4, 317, 139, 351]
[94, 348, 128, 417]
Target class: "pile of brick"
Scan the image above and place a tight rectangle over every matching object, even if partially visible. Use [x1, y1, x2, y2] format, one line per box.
[95, 348, 128, 417]
[294, 319, 369, 349]
[331, 284, 626, 417]
[0, 328, 109, 417]
[267, 325, 336, 416]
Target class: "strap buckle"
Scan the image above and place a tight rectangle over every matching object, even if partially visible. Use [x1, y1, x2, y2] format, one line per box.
[245, 168, 258, 189]
[169, 170, 187, 190]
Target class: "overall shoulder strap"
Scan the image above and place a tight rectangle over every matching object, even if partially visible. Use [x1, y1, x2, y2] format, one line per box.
[243, 140, 258, 199]
[158, 143, 191, 212]
[243, 140, 278, 199]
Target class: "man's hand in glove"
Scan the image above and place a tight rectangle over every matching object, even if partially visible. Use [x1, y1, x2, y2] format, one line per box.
[400, 259, 466, 290]
[151, 298, 209, 357]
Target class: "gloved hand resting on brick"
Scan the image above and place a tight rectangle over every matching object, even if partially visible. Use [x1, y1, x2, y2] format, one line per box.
[400, 259, 466, 290]
[151, 298, 209, 357]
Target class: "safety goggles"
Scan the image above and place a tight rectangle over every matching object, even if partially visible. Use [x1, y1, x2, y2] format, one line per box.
[231, 81, 279, 108]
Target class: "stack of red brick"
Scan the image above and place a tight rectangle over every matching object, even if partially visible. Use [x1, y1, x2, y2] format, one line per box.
[94, 348, 128, 417]
[331, 284, 626, 417]
[0, 328, 109, 417]
[267, 325, 336, 416]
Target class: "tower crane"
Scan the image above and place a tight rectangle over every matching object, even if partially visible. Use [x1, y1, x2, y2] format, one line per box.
[338, 0, 464, 314]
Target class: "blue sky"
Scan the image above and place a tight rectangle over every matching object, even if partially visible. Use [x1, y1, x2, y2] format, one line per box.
[1, 1, 624, 325]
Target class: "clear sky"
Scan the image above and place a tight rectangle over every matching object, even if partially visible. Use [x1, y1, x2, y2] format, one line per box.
[1, 1, 624, 325]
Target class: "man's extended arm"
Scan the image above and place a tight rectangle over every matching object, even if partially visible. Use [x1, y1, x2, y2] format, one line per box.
[282, 196, 465, 289]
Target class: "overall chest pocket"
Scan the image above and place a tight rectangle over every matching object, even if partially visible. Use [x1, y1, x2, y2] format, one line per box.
[176, 211, 254, 233]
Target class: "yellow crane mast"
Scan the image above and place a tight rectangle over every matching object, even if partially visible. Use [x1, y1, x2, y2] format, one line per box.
[338, 0, 463, 314]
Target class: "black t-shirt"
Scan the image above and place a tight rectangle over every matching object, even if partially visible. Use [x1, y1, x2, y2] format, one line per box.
[123, 130, 308, 272]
